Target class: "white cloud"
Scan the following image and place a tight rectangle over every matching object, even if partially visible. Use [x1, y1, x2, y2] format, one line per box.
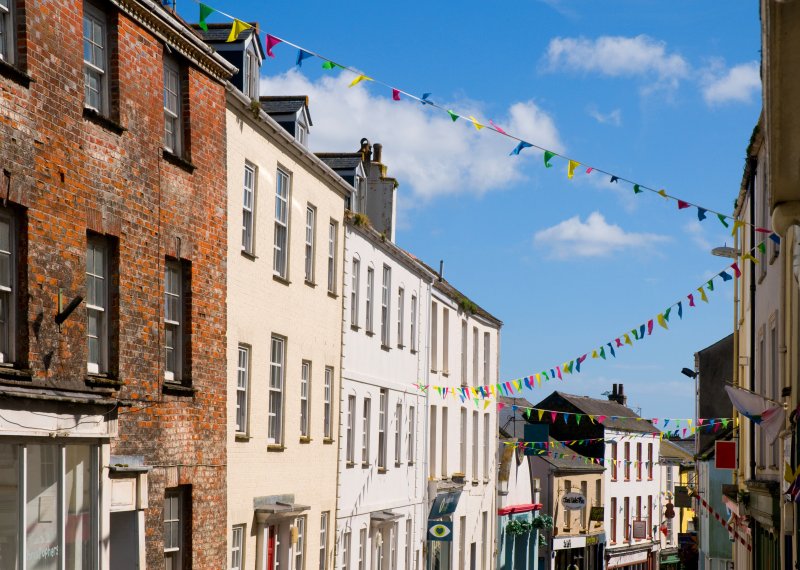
[543, 35, 689, 90]
[587, 106, 622, 126]
[701, 61, 761, 106]
[683, 220, 712, 251]
[533, 211, 669, 258]
[260, 70, 564, 200]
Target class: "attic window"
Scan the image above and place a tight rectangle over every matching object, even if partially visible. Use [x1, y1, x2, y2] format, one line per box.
[243, 49, 259, 99]
[296, 122, 307, 146]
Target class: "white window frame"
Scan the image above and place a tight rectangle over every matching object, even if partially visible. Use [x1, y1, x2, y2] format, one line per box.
[351, 258, 360, 327]
[296, 121, 308, 146]
[407, 406, 415, 464]
[362, 397, 371, 465]
[163, 56, 182, 155]
[440, 407, 448, 477]
[243, 48, 259, 99]
[232, 524, 245, 570]
[358, 528, 367, 570]
[405, 519, 412, 570]
[378, 389, 388, 469]
[319, 512, 329, 570]
[409, 295, 417, 352]
[327, 221, 338, 294]
[323, 366, 333, 439]
[268, 336, 285, 445]
[242, 162, 256, 254]
[346, 395, 356, 463]
[380, 266, 391, 347]
[366, 267, 375, 333]
[459, 408, 467, 474]
[397, 288, 405, 348]
[342, 530, 351, 570]
[442, 308, 449, 374]
[483, 332, 490, 384]
[0, 0, 14, 64]
[483, 413, 490, 480]
[472, 410, 479, 479]
[274, 168, 291, 279]
[300, 360, 311, 438]
[83, 3, 108, 113]
[86, 236, 108, 374]
[164, 260, 183, 382]
[394, 403, 403, 465]
[236, 345, 250, 434]
[0, 209, 15, 364]
[472, 326, 479, 385]
[429, 406, 437, 476]
[430, 302, 438, 370]
[293, 516, 306, 570]
[305, 205, 316, 283]
[164, 489, 183, 569]
[460, 320, 467, 385]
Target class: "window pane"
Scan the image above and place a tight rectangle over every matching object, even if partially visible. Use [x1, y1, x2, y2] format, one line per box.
[0, 444, 19, 569]
[65, 446, 93, 569]
[27, 444, 59, 570]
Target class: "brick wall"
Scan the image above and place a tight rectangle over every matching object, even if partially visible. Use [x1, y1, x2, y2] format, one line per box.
[0, 0, 229, 567]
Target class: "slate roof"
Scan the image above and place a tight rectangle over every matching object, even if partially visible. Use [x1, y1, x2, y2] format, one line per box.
[192, 23, 259, 44]
[539, 391, 658, 434]
[536, 438, 603, 473]
[498, 396, 529, 439]
[260, 96, 308, 116]
[315, 153, 364, 171]
[660, 438, 694, 461]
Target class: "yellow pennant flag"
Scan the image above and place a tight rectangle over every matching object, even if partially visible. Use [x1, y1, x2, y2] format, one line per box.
[535, 373, 541, 385]
[567, 160, 580, 179]
[226, 19, 252, 42]
[698, 287, 708, 303]
[732, 220, 745, 237]
[657, 189, 668, 198]
[592, 349, 598, 359]
[537, 409, 544, 421]
[513, 380, 522, 392]
[657, 313, 668, 329]
[624, 334, 632, 346]
[467, 116, 484, 130]
[484, 400, 491, 410]
[742, 253, 759, 264]
[349, 74, 372, 87]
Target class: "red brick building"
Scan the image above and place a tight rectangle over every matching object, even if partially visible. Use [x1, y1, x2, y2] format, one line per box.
[0, 0, 233, 567]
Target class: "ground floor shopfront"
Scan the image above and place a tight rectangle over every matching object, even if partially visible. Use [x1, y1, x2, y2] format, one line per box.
[551, 533, 605, 570]
[605, 542, 657, 570]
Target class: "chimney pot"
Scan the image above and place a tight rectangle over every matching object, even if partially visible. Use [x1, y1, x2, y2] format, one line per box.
[373, 143, 383, 163]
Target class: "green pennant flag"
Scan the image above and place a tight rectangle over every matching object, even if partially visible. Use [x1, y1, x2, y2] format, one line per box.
[576, 414, 582, 425]
[717, 213, 730, 228]
[544, 150, 556, 168]
[198, 3, 215, 31]
[633, 184, 643, 194]
[664, 307, 671, 322]
[599, 346, 606, 360]
[757, 242, 766, 254]
[447, 110, 459, 122]
[322, 61, 342, 70]
[707, 279, 714, 291]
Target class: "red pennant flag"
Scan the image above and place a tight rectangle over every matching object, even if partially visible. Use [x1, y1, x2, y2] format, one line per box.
[392, 89, 401, 101]
[647, 319, 654, 335]
[615, 338, 623, 348]
[731, 262, 741, 278]
[556, 367, 562, 380]
[677, 200, 690, 209]
[755, 227, 772, 233]
[688, 293, 695, 307]
[550, 412, 557, 423]
[265, 34, 282, 58]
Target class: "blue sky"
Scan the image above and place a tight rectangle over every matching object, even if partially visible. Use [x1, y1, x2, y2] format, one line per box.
[182, 0, 761, 422]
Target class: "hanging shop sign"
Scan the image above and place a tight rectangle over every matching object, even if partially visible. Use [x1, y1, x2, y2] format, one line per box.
[561, 492, 587, 511]
[427, 521, 453, 542]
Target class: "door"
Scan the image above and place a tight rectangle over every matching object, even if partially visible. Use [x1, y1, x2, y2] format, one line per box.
[469, 543, 476, 570]
[268, 525, 277, 570]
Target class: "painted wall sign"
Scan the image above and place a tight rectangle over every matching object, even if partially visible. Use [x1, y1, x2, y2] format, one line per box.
[427, 520, 453, 542]
[561, 492, 587, 511]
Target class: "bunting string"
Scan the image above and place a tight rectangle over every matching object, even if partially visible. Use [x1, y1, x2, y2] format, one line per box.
[415, 236, 773, 399]
[190, 0, 778, 236]
[694, 495, 751, 551]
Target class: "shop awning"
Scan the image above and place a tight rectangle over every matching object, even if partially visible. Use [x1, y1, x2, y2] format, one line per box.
[497, 503, 543, 516]
[255, 502, 310, 523]
[660, 554, 680, 564]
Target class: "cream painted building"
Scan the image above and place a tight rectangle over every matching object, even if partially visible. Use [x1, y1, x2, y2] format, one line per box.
[427, 279, 502, 570]
[216, 29, 352, 568]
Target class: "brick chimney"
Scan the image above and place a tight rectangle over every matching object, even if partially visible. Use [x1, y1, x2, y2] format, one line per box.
[607, 384, 627, 406]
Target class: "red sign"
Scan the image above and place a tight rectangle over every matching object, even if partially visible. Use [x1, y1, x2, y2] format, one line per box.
[715, 441, 737, 470]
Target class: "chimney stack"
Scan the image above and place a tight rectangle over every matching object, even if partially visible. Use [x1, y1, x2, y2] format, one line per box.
[607, 384, 627, 406]
[373, 143, 383, 164]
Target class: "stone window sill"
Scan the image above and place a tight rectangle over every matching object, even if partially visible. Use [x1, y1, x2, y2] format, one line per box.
[83, 107, 126, 135]
[323, 437, 335, 444]
[299, 436, 312, 444]
[0, 59, 33, 88]
[273, 274, 291, 286]
[162, 382, 196, 396]
[235, 434, 250, 442]
[267, 444, 286, 452]
[85, 373, 123, 389]
[162, 149, 196, 173]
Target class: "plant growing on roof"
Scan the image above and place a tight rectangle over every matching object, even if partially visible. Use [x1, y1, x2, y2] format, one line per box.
[457, 296, 477, 315]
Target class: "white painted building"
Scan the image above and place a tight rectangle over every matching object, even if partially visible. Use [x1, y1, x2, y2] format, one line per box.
[322, 142, 435, 570]
[426, 276, 502, 570]
[221, 34, 352, 568]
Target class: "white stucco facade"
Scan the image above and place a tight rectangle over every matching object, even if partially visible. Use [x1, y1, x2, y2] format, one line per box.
[427, 284, 502, 570]
[603, 429, 662, 569]
[335, 223, 434, 570]
[225, 88, 350, 570]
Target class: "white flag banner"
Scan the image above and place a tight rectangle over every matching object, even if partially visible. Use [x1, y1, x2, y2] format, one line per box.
[724, 385, 785, 442]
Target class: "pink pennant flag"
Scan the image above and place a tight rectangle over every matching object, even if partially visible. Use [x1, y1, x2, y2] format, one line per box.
[392, 89, 401, 101]
[586, 167, 594, 174]
[647, 319, 654, 335]
[489, 120, 507, 135]
[556, 367, 562, 380]
[688, 293, 695, 307]
[698, 418, 705, 425]
[265, 34, 282, 58]
[550, 411, 557, 423]
[597, 415, 607, 423]
[677, 200, 690, 209]
[497, 402, 506, 411]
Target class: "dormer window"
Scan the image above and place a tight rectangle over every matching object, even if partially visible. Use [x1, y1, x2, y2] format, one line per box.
[296, 122, 307, 146]
[243, 48, 259, 99]
[355, 175, 367, 214]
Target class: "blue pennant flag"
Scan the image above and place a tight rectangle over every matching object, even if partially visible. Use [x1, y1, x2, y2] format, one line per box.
[510, 141, 533, 156]
[719, 271, 733, 282]
[697, 208, 707, 221]
[296, 50, 314, 67]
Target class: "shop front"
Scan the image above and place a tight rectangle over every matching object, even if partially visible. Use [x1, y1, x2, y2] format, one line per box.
[552, 533, 605, 570]
[604, 543, 656, 570]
